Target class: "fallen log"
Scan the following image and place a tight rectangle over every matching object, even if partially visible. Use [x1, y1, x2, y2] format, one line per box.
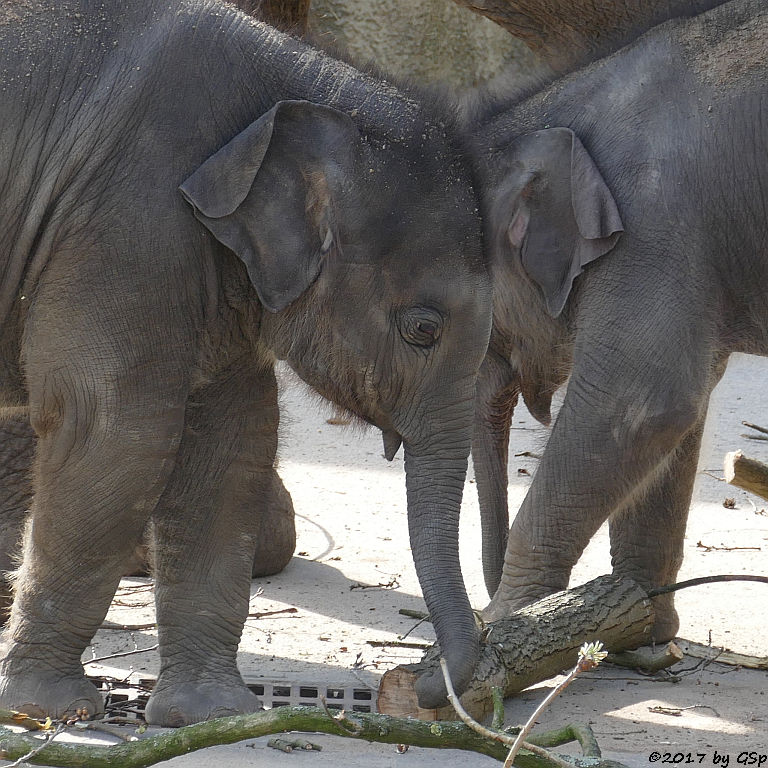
[724, 450, 768, 501]
[378, 575, 654, 721]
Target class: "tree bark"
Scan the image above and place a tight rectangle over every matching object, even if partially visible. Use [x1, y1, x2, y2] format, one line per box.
[724, 450, 768, 501]
[232, 0, 310, 35]
[446, 0, 724, 74]
[378, 575, 654, 721]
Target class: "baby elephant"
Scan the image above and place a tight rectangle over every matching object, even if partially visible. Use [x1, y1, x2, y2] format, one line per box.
[0, 411, 295, 623]
[469, 0, 768, 640]
[0, 0, 490, 725]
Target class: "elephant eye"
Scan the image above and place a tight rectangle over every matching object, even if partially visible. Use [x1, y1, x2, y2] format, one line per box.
[399, 307, 443, 348]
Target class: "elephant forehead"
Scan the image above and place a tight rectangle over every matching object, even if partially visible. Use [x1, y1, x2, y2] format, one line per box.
[328, 259, 489, 307]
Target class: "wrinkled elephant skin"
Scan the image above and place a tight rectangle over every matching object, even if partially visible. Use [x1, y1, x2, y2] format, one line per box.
[0, 1, 491, 725]
[469, 0, 768, 640]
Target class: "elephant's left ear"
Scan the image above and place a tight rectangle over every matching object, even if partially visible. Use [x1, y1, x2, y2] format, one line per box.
[497, 127, 623, 317]
[180, 100, 361, 312]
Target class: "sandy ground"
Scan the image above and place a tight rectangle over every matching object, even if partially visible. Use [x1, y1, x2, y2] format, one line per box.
[3, 353, 767, 766]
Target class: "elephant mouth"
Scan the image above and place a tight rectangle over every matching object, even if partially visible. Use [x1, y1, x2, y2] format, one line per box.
[382, 428, 402, 461]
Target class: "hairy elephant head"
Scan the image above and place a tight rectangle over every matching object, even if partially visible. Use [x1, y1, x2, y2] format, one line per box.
[472, 125, 624, 595]
[181, 99, 492, 706]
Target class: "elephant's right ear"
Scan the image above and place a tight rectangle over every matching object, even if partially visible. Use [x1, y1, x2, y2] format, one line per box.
[494, 127, 623, 317]
[180, 100, 361, 312]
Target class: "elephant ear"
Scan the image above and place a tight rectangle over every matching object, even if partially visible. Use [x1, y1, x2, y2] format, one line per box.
[499, 127, 623, 317]
[180, 100, 359, 312]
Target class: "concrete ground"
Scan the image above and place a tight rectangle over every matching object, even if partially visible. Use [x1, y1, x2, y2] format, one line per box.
[3, 353, 767, 766]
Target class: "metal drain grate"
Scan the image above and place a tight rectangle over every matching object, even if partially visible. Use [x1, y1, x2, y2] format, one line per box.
[94, 675, 377, 717]
[247, 681, 376, 712]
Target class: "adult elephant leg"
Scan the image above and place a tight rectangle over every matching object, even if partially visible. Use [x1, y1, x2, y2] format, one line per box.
[0, 409, 35, 623]
[472, 351, 519, 598]
[250, 469, 295, 577]
[145, 362, 280, 727]
[608, 415, 705, 642]
[0, 368, 186, 719]
[484, 310, 714, 624]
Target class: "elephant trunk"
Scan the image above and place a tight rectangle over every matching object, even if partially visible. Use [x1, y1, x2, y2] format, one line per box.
[471, 354, 520, 597]
[403, 431, 478, 709]
[472, 410, 511, 598]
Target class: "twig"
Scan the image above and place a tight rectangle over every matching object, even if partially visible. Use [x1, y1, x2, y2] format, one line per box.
[6, 723, 65, 766]
[742, 420, 768, 435]
[438, 659, 572, 768]
[505, 642, 607, 768]
[101, 622, 157, 631]
[84, 644, 159, 665]
[349, 578, 400, 591]
[648, 574, 768, 597]
[318, 697, 361, 735]
[367, 640, 431, 649]
[648, 704, 720, 718]
[247, 608, 298, 619]
[398, 618, 428, 641]
[115, 583, 153, 594]
[677, 639, 768, 670]
[437, 659, 515, 747]
[695, 542, 760, 552]
[398, 609, 429, 620]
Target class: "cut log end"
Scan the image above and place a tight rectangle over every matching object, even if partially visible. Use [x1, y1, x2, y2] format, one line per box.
[724, 450, 768, 501]
[376, 667, 440, 721]
[378, 575, 655, 721]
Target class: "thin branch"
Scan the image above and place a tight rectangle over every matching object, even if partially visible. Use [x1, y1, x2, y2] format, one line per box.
[438, 658, 516, 747]
[648, 574, 768, 597]
[101, 622, 157, 631]
[6, 723, 65, 766]
[84, 644, 159, 665]
[439, 658, 573, 768]
[505, 643, 607, 767]
[742, 420, 768, 435]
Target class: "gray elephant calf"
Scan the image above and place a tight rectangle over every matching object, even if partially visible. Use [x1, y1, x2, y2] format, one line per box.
[468, 0, 767, 638]
[0, 0, 491, 725]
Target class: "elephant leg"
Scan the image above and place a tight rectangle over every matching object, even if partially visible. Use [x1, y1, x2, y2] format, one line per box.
[472, 351, 518, 598]
[131, 469, 294, 580]
[0, 409, 35, 623]
[250, 469, 295, 577]
[0, 371, 186, 719]
[145, 363, 280, 727]
[608, 416, 705, 642]
[485, 315, 717, 629]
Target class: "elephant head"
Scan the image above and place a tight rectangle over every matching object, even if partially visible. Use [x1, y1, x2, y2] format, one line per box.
[472, 126, 623, 595]
[181, 99, 492, 707]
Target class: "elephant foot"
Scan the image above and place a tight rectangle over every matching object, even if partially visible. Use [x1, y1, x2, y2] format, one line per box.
[648, 592, 680, 643]
[482, 568, 566, 623]
[144, 678, 262, 727]
[0, 670, 104, 720]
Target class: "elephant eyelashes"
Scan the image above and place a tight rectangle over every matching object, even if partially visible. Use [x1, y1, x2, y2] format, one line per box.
[399, 307, 443, 347]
